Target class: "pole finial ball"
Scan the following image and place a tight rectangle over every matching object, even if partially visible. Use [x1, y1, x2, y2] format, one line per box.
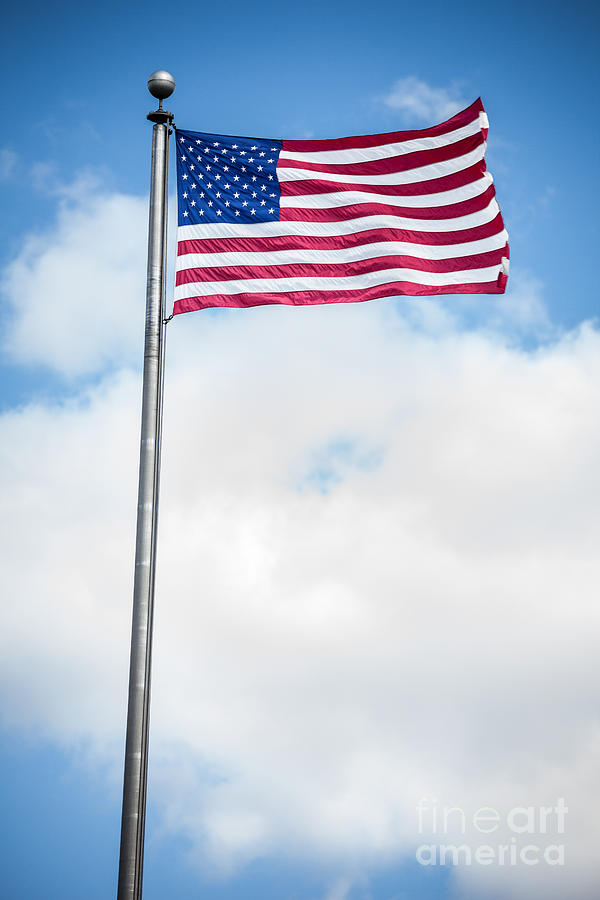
[147, 70, 175, 101]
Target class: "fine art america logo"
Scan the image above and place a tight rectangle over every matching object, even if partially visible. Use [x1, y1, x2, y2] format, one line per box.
[415, 797, 567, 867]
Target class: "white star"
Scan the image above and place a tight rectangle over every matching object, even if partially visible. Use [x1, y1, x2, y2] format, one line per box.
[260, 200, 266, 206]
[232, 144, 238, 149]
[223, 183, 230, 190]
[216, 191, 221, 198]
[223, 165, 229, 172]
[190, 164, 195, 171]
[187, 146, 193, 152]
[241, 166, 246, 173]
[213, 156, 219, 162]
[252, 191, 257, 198]
[259, 151, 265, 157]
[235, 210, 240, 216]
[240, 150, 246, 156]
[179, 136, 185, 142]
[225, 200, 230, 207]
[191, 183, 197, 189]
[183, 210, 188, 217]
[268, 174, 273, 180]
[213, 141, 220, 146]
[242, 200, 248, 206]
[251, 145, 257, 150]
[269, 192, 275, 198]
[270, 147, 277, 151]
[180, 155, 186, 161]
[251, 176, 257, 182]
[197, 156, 202, 162]
[233, 175, 239, 182]
[269, 208, 274, 214]
[191, 200, 196, 207]
[261, 185, 267, 191]
[257, 165, 263, 171]
[268, 158, 274, 164]
[234, 192, 240, 199]
[200, 192, 205, 198]
[242, 183, 248, 189]
[204, 147, 210, 153]
[182, 174, 188, 180]
[250, 208, 256, 215]
[208, 200, 213, 207]
[230, 157, 236, 163]
[197, 173, 203, 179]
[199, 209, 204, 215]
[206, 164, 211, 171]
[207, 182, 212, 189]
[183, 192, 188, 198]
[216, 209, 222, 216]
[215, 174, 221, 180]
[195, 140, 201, 145]
[221, 148, 227, 153]
[248, 157, 254, 163]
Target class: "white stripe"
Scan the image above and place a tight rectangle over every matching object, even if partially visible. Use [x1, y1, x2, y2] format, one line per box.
[277, 143, 486, 187]
[178, 203, 502, 242]
[281, 174, 492, 210]
[176, 230, 509, 272]
[177, 198, 499, 240]
[174, 264, 503, 300]
[279, 117, 483, 166]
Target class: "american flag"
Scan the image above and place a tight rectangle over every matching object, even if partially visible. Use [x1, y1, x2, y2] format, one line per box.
[173, 99, 508, 315]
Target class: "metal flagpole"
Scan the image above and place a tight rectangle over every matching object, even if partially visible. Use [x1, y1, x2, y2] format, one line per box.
[116, 70, 175, 900]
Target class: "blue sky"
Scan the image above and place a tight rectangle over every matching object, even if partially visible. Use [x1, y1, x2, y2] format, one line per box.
[1, 2, 600, 899]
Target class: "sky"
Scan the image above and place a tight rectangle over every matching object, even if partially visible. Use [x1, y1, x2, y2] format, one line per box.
[1, 1, 599, 898]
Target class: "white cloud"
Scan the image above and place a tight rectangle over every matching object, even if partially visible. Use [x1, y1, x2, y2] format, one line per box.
[1, 177, 147, 377]
[323, 875, 356, 900]
[382, 76, 469, 123]
[0, 147, 17, 180]
[473, 271, 553, 337]
[1, 184, 599, 899]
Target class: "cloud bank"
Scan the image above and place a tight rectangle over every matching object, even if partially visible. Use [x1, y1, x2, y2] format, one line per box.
[1, 181, 599, 900]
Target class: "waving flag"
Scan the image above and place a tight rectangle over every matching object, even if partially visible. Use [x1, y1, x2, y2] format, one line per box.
[174, 99, 508, 314]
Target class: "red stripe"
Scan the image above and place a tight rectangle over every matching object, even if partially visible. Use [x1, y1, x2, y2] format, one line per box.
[280, 163, 487, 198]
[281, 186, 497, 223]
[281, 99, 484, 153]
[177, 213, 507, 257]
[175, 248, 507, 286]
[278, 133, 483, 178]
[174, 275, 505, 314]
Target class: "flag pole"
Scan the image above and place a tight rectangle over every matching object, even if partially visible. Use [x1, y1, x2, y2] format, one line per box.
[116, 70, 174, 900]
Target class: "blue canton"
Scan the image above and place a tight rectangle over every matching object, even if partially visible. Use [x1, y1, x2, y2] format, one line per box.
[175, 129, 282, 225]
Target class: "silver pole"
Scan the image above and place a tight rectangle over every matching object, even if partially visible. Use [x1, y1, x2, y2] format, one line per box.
[117, 71, 175, 900]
